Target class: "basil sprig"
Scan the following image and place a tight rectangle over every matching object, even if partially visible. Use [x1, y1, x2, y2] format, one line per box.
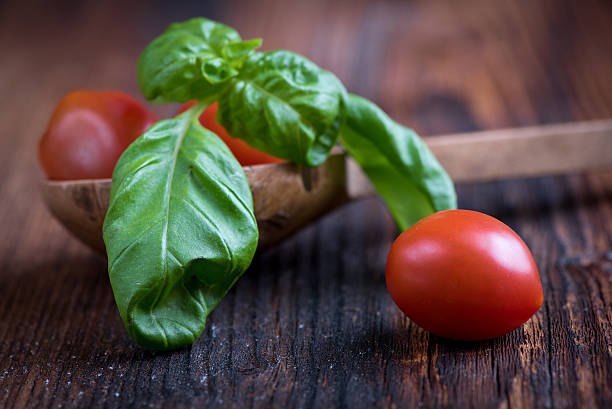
[105, 17, 456, 350]
[138, 18, 261, 103]
[217, 51, 345, 166]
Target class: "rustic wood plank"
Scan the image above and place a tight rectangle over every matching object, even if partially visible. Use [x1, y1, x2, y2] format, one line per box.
[0, 0, 610, 408]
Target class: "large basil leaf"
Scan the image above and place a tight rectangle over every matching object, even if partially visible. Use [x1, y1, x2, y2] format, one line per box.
[103, 105, 258, 350]
[138, 18, 261, 103]
[217, 50, 345, 166]
[340, 93, 457, 230]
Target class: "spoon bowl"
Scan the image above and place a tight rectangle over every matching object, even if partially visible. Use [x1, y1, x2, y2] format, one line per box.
[40, 153, 371, 253]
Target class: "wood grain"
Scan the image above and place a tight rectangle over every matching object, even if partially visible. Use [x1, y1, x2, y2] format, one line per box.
[0, 0, 611, 408]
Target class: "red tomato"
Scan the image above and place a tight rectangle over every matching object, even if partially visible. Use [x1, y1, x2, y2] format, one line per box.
[178, 101, 284, 166]
[39, 90, 158, 180]
[386, 210, 543, 340]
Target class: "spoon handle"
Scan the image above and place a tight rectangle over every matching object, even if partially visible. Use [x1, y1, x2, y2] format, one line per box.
[427, 119, 612, 183]
[346, 119, 612, 200]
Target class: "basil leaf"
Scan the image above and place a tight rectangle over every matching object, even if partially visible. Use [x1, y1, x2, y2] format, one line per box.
[138, 18, 261, 103]
[217, 50, 345, 166]
[340, 93, 457, 230]
[103, 105, 258, 350]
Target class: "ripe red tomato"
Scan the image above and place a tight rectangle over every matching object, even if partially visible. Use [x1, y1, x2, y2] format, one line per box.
[39, 90, 158, 180]
[178, 101, 284, 166]
[386, 210, 543, 340]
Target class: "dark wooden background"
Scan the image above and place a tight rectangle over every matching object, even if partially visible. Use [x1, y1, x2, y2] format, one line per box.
[1, 0, 611, 408]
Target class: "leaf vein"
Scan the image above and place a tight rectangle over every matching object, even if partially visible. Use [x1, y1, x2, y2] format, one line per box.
[179, 197, 234, 269]
[241, 79, 318, 158]
[108, 218, 164, 273]
[165, 248, 207, 315]
[148, 110, 203, 334]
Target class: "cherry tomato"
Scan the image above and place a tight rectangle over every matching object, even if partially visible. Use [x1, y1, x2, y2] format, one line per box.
[386, 209, 543, 340]
[178, 101, 283, 166]
[39, 90, 158, 180]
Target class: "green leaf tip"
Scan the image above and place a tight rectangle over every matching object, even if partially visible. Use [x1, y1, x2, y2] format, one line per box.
[340, 93, 457, 230]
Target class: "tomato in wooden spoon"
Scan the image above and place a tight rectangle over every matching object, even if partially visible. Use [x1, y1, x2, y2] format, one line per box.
[178, 101, 283, 166]
[39, 90, 158, 180]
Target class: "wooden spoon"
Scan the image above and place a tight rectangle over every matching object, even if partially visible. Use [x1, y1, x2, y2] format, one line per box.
[41, 120, 612, 253]
[40, 152, 366, 252]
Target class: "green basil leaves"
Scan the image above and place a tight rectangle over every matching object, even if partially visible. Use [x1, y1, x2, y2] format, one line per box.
[218, 51, 345, 166]
[106, 17, 456, 350]
[138, 18, 261, 103]
[138, 18, 345, 166]
[340, 94, 457, 230]
[103, 104, 258, 350]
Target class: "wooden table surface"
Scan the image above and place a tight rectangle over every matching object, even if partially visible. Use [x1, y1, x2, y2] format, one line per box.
[1, 0, 611, 408]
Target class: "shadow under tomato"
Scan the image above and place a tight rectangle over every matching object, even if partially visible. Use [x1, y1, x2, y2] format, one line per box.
[307, 322, 523, 403]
